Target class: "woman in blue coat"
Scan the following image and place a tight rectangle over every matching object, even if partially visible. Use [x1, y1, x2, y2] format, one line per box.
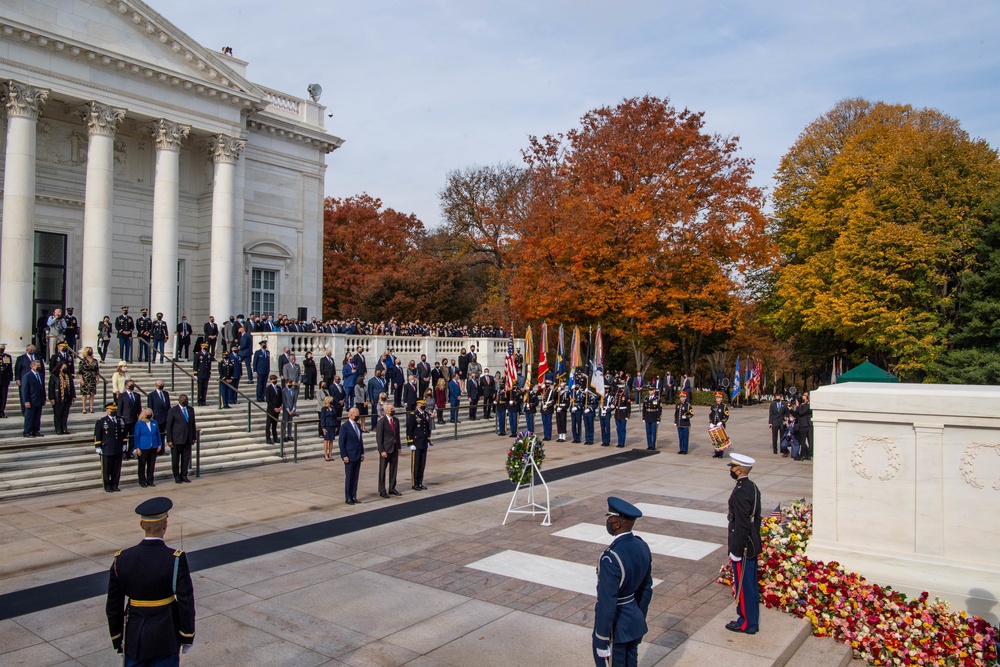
[132, 408, 162, 487]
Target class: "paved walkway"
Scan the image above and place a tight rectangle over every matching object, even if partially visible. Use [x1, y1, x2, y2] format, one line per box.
[0, 404, 814, 666]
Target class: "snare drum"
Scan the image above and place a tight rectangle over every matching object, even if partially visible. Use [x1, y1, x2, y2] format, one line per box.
[708, 423, 732, 451]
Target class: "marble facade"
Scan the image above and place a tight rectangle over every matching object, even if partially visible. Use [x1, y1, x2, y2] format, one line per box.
[0, 0, 342, 352]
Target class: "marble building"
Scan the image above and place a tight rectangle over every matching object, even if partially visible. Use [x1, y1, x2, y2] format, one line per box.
[0, 0, 342, 352]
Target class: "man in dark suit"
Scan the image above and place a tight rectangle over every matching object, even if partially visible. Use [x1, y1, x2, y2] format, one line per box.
[319, 349, 336, 389]
[194, 343, 211, 406]
[416, 355, 431, 397]
[253, 341, 270, 400]
[376, 404, 402, 498]
[164, 395, 196, 483]
[117, 381, 142, 456]
[479, 368, 495, 420]
[402, 375, 419, 414]
[106, 498, 195, 661]
[767, 395, 789, 455]
[391, 364, 404, 406]
[14, 344, 43, 398]
[94, 402, 126, 491]
[466, 372, 480, 421]
[263, 375, 281, 444]
[147, 380, 171, 446]
[328, 376, 345, 438]
[203, 316, 219, 358]
[277, 347, 290, 380]
[338, 407, 365, 504]
[175, 316, 192, 360]
[237, 326, 254, 379]
[281, 378, 297, 441]
[20, 359, 46, 437]
[351, 345, 367, 378]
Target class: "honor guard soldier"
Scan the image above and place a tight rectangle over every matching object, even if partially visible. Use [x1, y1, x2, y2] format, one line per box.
[408, 399, 432, 490]
[641, 389, 662, 450]
[218, 353, 236, 409]
[555, 381, 571, 441]
[0, 343, 12, 418]
[523, 385, 539, 434]
[613, 385, 631, 447]
[95, 402, 127, 492]
[673, 391, 693, 454]
[540, 380, 556, 441]
[583, 388, 599, 445]
[116, 306, 134, 362]
[507, 382, 523, 436]
[710, 391, 730, 458]
[136, 309, 153, 362]
[151, 313, 170, 363]
[495, 384, 509, 436]
[593, 497, 653, 666]
[599, 390, 614, 446]
[106, 497, 196, 663]
[63, 307, 80, 351]
[194, 343, 212, 406]
[726, 453, 762, 634]
[571, 383, 586, 443]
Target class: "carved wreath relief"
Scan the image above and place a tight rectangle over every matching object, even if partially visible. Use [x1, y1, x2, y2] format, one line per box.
[851, 436, 902, 481]
[960, 443, 1000, 490]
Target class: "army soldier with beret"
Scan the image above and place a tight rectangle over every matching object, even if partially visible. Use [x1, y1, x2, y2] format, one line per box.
[106, 497, 196, 663]
[593, 497, 653, 666]
[95, 402, 127, 492]
[726, 452, 762, 634]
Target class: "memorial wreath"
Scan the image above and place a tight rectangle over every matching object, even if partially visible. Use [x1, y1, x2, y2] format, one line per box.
[716, 501, 997, 666]
[505, 432, 545, 484]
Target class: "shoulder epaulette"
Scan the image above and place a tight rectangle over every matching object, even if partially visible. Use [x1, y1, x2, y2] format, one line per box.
[113, 549, 123, 558]
[173, 549, 183, 557]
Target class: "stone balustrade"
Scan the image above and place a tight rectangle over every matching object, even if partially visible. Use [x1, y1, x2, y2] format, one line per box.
[251, 333, 523, 376]
[261, 87, 301, 116]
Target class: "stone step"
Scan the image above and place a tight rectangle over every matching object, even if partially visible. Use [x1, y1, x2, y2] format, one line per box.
[784, 635, 854, 667]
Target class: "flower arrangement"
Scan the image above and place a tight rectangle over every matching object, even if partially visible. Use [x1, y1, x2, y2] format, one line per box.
[506, 431, 545, 484]
[717, 501, 997, 666]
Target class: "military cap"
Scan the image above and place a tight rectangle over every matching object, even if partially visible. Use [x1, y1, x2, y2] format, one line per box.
[58, 341, 69, 348]
[678, 391, 688, 397]
[141, 308, 148, 313]
[0, 343, 6, 348]
[606, 496, 642, 520]
[259, 340, 267, 346]
[156, 312, 163, 317]
[200, 343, 209, 348]
[135, 497, 172, 522]
[105, 402, 117, 411]
[66, 307, 74, 313]
[715, 391, 724, 398]
[416, 399, 426, 405]
[728, 452, 756, 467]
[121, 306, 129, 311]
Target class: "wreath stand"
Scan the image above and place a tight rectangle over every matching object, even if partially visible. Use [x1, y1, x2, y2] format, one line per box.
[502, 437, 551, 526]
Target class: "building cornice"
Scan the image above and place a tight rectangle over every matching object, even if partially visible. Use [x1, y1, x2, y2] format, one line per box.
[247, 115, 344, 154]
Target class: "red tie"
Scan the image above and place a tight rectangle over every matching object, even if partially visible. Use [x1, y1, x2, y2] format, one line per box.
[390, 420, 395, 432]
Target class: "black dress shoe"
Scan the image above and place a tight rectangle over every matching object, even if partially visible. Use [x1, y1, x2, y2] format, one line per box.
[346, 499, 355, 505]
[418, 485, 427, 490]
[390, 490, 402, 496]
[182, 477, 191, 483]
[148, 481, 155, 487]
[380, 492, 389, 498]
[139, 481, 147, 488]
[351, 498, 361, 503]
[412, 485, 421, 490]
[113, 487, 121, 492]
[175, 478, 184, 484]
[725, 620, 757, 634]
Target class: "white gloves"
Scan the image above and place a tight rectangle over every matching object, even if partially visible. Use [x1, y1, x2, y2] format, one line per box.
[730, 552, 742, 562]
[95, 447, 101, 455]
[410, 445, 416, 450]
[596, 647, 611, 658]
[181, 644, 193, 654]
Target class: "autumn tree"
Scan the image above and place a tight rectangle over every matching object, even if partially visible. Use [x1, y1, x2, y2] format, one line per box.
[505, 96, 772, 375]
[767, 99, 1000, 378]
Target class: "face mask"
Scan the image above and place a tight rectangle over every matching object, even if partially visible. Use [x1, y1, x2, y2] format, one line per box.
[605, 517, 617, 536]
[730, 469, 740, 480]
[179, 399, 188, 407]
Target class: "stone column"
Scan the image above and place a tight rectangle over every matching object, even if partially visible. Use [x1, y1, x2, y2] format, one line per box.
[79, 102, 126, 350]
[148, 120, 189, 331]
[0, 81, 47, 350]
[208, 134, 246, 320]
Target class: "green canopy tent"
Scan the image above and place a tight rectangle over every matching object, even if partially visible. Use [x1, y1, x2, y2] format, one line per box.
[835, 361, 898, 384]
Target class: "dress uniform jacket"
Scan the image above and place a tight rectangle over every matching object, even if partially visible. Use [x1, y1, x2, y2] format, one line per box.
[641, 396, 661, 423]
[728, 477, 762, 558]
[593, 532, 653, 652]
[673, 401, 692, 427]
[106, 538, 195, 660]
[614, 393, 631, 420]
[709, 402, 729, 426]
[95, 414, 127, 455]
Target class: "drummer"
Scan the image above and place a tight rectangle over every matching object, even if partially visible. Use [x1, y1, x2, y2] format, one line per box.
[709, 391, 730, 459]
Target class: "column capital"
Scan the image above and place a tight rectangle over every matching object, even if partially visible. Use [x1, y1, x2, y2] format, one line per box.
[79, 101, 126, 137]
[1, 80, 48, 119]
[208, 134, 246, 164]
[148, 119, 190, 151]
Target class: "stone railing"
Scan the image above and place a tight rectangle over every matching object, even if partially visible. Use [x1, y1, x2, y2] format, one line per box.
[251, 333, 523, 376]
[260, 87, 301, 116]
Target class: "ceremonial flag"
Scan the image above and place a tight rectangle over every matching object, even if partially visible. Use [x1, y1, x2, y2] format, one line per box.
[590, 324, 605, 396]
[744, 361, 753, 400]
[568, 326, 581, 390]
[731, 357, 741, 402]
[524, 326, 534, 386]
[504, 329, 517, 390]
[556, 324, 567, 382]
[537, 322, 549, 382]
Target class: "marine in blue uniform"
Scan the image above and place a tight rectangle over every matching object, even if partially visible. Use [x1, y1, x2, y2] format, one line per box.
[593, 497, 653, 666]
[106, 497, 196, 665]
[726, 453, 762, 634]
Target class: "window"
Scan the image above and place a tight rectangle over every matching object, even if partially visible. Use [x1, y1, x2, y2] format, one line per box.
[250, 268, 277, 316]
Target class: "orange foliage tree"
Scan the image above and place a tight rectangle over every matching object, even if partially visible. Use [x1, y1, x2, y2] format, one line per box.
[506, 96, 773, 375]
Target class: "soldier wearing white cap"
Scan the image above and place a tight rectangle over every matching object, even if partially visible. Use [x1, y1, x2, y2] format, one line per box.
[726, 453, 762, 634]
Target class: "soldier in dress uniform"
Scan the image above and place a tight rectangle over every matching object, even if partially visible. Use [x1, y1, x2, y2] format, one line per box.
[495, 384, 509, 436]
[641, 388, 662, 450]
[116, 306, 134, 362]
[613, 384, 631, 447]
[95, 402, 127, 492]
[151, 313, 170, 363]
[555, 381, 571, 441]
[106, 497, 196, 663]
[673, 391, 693, 455]
[218, 352, 235, 409]
[522, 384, 538, 434]
[571, 383, 586, 443]
[726, 453, 762, 634]
[583, 388, 599, 445]
[599, 389, 614, 446]
[194, 343, 212, 406]
[593, 497, 653, 667]
[408, 399, 432, 490]
[506, 382, 522, 437]
[0, 343, 13, 418]
[136, 309, 153, 362]
[710, 391, 730, 459]
[539, 379, 556, 441]
[63, 307, 79, 351]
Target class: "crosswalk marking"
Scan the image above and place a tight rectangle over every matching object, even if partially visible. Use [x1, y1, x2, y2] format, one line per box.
[552, 523, 722, 561]
[634, 503, 728, 528]
[466, 550, 662, 596]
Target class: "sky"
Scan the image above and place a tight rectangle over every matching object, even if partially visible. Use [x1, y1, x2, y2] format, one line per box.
[158, 0, 999, 228]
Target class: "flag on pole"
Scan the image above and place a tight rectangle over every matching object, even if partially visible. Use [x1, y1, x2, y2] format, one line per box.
[744, 360, 753, 400]
[524, 326, 534, 386]
[731, 357, 741, 402]
[556, 325, 567, 383]
[568, 326, 581, 390]
[504, 329, 517, 390]
[537, 322, 549, 382]
[590, 325, 605, 396]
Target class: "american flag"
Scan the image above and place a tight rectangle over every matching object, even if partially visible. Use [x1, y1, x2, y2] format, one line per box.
[769, 504, 782, 519]
[505, 331, 517, 390]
